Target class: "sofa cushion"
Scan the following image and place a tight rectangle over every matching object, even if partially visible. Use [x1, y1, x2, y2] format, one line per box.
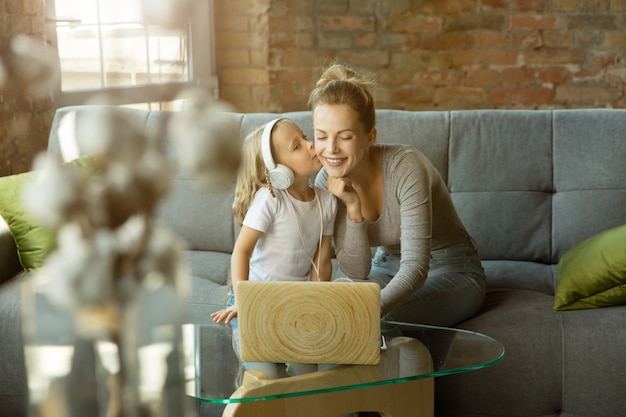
[0, 170, 55, 271]
[157, 182, 237, 253]
[184, 250, 231, 305]
[481, 260, 556, 295]
[436, 288, 563, 417]
[560, 304, 626, 416]
[447, 111, 554, 264]
[552, 110, 626, 261]
[0, 215, 22, 283]
[0, 156, 94, 271]
[553, 224, 626, 311]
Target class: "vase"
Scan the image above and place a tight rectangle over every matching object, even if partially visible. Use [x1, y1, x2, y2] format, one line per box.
[21, 273, 197, 417]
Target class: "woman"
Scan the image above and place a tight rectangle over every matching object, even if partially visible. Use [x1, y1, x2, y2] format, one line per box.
[310, 63, 485, 326]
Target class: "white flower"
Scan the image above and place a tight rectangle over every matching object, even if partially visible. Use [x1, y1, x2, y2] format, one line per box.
[114, 215, 148, 256]
[114, 216, 189, 292]
[36, 223, 116, 312]
[138, 222, 188, 290]
[74, 106, 148, 163]
[102, 149, 171, 228]
[169, 91, 240, 192]
[133, 148, 171, 206]
[24, 93, 197, 318]
[1, 34, 60, 95]
[53, 106, 173, 228]
[22, 154, 87, 229]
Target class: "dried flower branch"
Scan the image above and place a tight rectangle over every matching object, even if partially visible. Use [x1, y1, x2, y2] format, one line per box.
[21, 106, 184, 323]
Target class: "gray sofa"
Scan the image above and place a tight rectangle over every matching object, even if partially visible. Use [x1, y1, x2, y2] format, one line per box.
[1, 106, 625, 417]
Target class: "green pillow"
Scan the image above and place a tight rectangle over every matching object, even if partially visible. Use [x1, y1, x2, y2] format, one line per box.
[554, 224, 626, 311]
[0, 155, 95, 271]
[0, 170, 54, 271]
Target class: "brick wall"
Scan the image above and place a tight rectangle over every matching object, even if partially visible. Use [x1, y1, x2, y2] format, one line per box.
[214, 0, 626, 112]
[0, 0, 54, 176]
[2, 0, 624, 175]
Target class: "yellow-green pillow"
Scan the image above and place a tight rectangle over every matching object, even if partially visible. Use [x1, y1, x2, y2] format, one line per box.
[0, 155, 95, 271]
[554, 224, 626, 311]
[0, 170, 54, 271]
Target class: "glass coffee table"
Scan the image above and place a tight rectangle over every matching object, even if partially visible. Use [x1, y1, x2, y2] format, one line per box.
[184, 304, 504, 417]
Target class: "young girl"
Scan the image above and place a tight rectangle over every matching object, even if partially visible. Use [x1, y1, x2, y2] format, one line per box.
[211, 118, 337, 378]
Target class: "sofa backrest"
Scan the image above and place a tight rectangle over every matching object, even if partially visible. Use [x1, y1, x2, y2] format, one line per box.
[47, 106, 239, 255]
[48, 106, 626, 291]
[235, 109, 626, 261]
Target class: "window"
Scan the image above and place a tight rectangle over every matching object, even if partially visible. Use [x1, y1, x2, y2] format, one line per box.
[45, 0, 217, 107]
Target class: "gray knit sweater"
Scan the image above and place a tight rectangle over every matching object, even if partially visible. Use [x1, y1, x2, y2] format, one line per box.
[316, 144, 471, 315]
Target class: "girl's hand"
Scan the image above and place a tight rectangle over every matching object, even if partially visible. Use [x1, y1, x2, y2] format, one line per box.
[211, 305, 238, 324]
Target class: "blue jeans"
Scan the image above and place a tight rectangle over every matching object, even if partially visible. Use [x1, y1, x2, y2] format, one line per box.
[368, 239, 486, 327]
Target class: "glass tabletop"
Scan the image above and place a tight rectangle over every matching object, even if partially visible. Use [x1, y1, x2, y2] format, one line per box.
[184, 303, 504, 404]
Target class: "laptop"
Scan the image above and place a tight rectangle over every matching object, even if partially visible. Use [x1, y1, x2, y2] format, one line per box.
[236, 280, 381, 365]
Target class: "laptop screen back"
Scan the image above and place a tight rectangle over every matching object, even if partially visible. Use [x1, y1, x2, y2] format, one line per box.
[236, 280, 381, 365]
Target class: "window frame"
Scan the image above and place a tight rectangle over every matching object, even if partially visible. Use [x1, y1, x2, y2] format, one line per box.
[45, 0, 217, 107]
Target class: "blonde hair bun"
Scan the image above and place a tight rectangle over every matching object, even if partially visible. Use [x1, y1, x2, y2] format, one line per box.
[315, 63, 375, 91]
[309, 62, 377, 133]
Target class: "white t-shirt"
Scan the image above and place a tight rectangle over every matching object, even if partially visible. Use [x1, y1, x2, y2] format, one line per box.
[243, 187, 336, 282]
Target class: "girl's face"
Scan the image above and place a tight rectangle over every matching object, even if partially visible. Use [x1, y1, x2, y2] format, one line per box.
[313, 104, 374, 178]
[272, 121, 322, 179]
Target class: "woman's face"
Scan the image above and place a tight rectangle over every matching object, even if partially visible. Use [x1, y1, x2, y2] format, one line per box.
[313, 104, 373, 178]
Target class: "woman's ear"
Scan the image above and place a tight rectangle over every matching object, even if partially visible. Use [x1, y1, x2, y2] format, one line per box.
[366, 127, 377, 147]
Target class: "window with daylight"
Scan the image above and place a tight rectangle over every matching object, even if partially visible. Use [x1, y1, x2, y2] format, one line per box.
[46, 0, 216, 108]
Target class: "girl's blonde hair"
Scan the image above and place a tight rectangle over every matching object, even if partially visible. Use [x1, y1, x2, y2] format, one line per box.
[232, 119, 286, 226]
[308, 61, 377, 133]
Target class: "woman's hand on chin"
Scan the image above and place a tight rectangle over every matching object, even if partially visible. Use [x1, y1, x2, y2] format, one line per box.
[327, 176, 359, 205]
[327, 176, 364, 223]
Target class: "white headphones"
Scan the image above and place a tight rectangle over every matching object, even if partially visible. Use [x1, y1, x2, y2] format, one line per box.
[261, 118, 294, 190]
